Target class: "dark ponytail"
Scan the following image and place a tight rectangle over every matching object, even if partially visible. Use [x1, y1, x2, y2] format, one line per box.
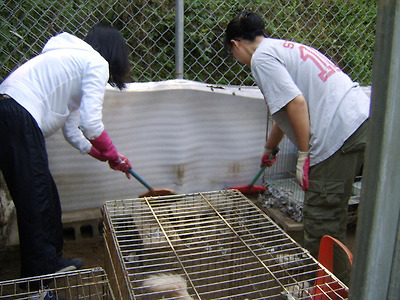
[84, 23, 130, 90]
[224, 11, 267, 52]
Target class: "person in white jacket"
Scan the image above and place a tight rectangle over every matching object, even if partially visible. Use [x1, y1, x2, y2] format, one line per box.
[224, 11, 369, 284]
[0, 23, 132, 284]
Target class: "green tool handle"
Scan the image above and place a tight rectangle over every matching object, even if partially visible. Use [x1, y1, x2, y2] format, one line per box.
[249, 147, 280, 187]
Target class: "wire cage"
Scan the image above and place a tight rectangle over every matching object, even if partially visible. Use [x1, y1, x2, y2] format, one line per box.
[0, 267, 114, 299]
[261, 113, 363, 225]
[103, 189, 348, 299]
[263, 172, 362, 225]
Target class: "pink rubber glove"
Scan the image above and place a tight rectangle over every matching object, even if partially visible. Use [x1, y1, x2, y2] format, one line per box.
[260, 148, 278, 167]
[109, 154, 132, 173]
[296, 151, 310, 191]
[89, 130, 119, 162]
[89, 146, 108, 162]
[89, 130, 132, 177]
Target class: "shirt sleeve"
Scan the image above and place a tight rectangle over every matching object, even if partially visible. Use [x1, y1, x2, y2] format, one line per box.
[78, 57, 109, 140]
[62, 109, 92, 154]
[62, 54, 109, 153]
[251, 53, 301, 115]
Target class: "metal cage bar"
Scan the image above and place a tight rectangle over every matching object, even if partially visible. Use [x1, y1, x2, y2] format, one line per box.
[103, 190, 348, 299]
[0, 267, 114, 299]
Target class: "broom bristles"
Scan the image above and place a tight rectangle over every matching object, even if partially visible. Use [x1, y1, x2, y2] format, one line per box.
[227, 185, 266, 194]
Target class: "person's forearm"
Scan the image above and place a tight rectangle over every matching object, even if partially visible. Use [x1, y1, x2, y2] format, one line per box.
[285, 94, 310, 152]
[265, 122, 285, 149]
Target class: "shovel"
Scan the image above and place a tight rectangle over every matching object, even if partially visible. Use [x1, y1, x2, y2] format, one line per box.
[120, 159, 175, 197]
[227, 147, 279, 195]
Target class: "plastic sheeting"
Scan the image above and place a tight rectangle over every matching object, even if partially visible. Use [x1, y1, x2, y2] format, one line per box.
[46, 80, 268, 211]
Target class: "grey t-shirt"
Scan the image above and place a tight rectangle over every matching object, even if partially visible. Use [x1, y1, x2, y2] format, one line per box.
[251, 38, 370, 166]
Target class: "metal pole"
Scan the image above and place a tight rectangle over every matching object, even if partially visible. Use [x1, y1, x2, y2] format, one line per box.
[175, 0, 184, 79]
[349, 0, 400, 299]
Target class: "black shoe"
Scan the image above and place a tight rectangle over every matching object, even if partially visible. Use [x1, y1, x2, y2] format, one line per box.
[55, 257, 83, 273]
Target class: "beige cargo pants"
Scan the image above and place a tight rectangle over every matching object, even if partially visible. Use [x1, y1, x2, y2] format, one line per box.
[302, 120, 368, 285]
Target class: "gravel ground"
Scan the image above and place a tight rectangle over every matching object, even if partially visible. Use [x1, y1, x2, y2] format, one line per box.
[0, 224, 357, 285]
[0, 239, 105, 282]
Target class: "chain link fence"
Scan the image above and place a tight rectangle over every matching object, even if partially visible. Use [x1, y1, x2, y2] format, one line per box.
[0, 0, 377, 86]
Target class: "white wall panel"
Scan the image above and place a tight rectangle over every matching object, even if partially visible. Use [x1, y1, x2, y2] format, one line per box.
[46, 80, 268, 211]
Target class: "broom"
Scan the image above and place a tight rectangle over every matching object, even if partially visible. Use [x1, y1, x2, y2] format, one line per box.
[120, 158, 175, 197]
[227, 147, 279, 195]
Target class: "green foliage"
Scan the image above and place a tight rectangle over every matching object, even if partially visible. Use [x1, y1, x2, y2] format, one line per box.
[0, 0, 377, 86]
[180, 0, 377, 86]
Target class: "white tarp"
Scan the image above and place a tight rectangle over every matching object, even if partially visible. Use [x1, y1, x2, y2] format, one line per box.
[46, 80, 371, 212]
[46, 80, 268, 211]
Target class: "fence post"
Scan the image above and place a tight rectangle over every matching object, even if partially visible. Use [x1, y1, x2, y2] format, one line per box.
[175, 0, 184, 79]
[349, 0, 400, 299]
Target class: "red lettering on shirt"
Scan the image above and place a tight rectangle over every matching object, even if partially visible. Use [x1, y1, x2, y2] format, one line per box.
[299, 45, 341, 82]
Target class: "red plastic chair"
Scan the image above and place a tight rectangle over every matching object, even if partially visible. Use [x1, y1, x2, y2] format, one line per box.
[311, 235, 353, 299]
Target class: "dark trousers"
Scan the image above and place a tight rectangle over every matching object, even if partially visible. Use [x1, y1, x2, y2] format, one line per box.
[303, 119, 368, 285]
[0, 98, 63, 278]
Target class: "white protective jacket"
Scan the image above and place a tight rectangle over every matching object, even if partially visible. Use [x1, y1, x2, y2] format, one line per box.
[0, 32, 109, 154]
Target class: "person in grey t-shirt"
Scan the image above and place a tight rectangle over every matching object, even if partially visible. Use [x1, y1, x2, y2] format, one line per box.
[224, 11, 369, 284]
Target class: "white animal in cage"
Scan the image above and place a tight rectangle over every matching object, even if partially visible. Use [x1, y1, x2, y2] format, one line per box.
[142, 272, 193, 299]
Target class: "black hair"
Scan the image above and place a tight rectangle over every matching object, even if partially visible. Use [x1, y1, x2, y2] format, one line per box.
[84, 23, 130, 90]
[224, 11, 267, 53]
